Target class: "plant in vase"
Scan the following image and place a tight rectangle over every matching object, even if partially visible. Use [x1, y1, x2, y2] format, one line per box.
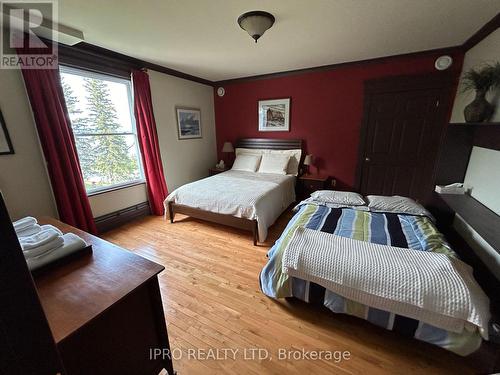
[461, 62, 500, 123]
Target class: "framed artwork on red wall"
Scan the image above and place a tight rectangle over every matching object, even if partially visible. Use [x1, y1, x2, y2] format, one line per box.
[258, 98, 290, 132]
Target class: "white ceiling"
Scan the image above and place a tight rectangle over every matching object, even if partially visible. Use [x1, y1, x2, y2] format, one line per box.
[57, 0, 500, 82]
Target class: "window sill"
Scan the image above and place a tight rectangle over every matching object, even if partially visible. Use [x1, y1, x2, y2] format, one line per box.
[87, 181, 146, 197]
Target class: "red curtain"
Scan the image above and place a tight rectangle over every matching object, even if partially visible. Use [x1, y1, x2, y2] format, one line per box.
[132, 70, 168, 215]
[20, 67, 97, 234]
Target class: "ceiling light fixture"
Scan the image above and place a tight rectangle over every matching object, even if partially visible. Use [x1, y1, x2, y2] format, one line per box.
[237, 11, 275, 43]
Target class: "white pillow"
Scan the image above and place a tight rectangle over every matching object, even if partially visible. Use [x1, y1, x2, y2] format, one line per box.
[367, 195, 431, 217]
[257, 154, 290, 175]
[235, 148, 302, 175]
[231, 154, 261, 172]
[311, 190, 366, 206]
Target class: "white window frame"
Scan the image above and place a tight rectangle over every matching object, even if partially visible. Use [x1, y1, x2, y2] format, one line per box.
[60, 66, 145, 195]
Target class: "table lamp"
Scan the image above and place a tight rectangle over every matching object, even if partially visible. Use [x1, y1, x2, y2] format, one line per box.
[303, 154, 313, 174]
[222, 142, 234, 167]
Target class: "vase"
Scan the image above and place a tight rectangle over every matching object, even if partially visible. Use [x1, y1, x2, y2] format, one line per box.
[464, 89, 494, 123]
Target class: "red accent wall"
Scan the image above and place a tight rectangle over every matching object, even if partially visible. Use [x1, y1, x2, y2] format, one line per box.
[214, 51, 464, 189]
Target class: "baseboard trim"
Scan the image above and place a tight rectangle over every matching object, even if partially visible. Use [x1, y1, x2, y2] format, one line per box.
[95, 201, 151, 233]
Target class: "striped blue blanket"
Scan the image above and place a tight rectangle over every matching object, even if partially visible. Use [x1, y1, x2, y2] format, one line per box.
[259, 203, 483, 356]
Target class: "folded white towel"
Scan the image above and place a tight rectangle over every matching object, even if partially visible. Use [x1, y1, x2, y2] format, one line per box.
[20, 228, 61, 250]
[23, 236, 64, 259]
[16, 224, 42, 237]
[26, 233, 87, 271]
[13, 216, 37, 231]
[40, 224, 63, 236]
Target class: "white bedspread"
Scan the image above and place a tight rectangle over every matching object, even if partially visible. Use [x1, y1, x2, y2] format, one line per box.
[164, 170, 295, 241]
[282, 227, 490, 338]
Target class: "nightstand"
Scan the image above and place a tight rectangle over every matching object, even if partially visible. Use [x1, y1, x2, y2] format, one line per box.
[209, 167, 229, 176]
[296, 174, 333, 200]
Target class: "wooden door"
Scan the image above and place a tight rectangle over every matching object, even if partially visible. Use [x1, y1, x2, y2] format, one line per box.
[357, 74, 454, 202]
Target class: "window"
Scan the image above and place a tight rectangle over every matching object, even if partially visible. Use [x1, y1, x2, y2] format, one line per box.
[60, 66, 144, 194]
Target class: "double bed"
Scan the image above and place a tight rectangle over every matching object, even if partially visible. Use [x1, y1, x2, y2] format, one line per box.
[165, 139, 302, 244]
[260, 194, 493, 357]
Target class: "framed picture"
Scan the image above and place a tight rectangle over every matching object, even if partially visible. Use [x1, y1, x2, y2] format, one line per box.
[258, 98, 290, 132]
[176, 107, 202, 140]
[0, 110, 14, 155]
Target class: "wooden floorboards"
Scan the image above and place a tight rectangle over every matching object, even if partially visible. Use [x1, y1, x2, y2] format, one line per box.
[102, 212, 477, 374]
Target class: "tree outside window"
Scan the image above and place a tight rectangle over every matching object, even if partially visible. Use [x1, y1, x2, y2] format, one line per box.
[60, 67, 144, 193]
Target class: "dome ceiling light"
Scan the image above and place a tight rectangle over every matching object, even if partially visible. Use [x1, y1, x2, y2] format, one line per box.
[237, 11, 275, 43]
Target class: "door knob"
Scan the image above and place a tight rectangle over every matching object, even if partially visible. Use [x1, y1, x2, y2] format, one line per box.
[364, 157, 370, 162]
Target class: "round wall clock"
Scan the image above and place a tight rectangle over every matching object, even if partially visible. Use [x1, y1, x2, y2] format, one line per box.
[435, 55, 453, 71]
[217, 87, 225, 97]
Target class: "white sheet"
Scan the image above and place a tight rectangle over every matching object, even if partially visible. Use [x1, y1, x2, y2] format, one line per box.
[282, 227, 490, 338]
[164, 170, 295, 241]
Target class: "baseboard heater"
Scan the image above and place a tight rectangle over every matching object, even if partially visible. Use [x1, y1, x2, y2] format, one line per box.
[94, 201, 150, 233]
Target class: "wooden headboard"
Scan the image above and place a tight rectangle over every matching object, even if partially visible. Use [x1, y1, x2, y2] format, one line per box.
[235, 138, 302, 150]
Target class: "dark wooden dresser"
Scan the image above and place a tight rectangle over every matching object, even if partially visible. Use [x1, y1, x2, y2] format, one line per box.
[34, 217, 174, 375]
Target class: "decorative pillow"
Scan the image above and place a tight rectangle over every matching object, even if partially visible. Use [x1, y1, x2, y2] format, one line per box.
[366, 195, 431, 217]
[235, 148, 302, 175]
[311, 190, 366, 206]
[231, 154, 261, 172]
[257, 154, 290, 175]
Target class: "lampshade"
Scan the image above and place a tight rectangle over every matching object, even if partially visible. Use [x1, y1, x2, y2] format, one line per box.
[237, 11, 275, 43]
[222, 142, 234, 153]
[303, 154, 313, 166]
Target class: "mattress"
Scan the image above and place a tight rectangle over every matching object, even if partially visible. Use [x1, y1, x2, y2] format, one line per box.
[259, 203, 484, 356]
[164, 170, 296, 241]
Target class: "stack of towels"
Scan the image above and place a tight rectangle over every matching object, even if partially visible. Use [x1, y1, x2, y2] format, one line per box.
[14, 217, 88, 271]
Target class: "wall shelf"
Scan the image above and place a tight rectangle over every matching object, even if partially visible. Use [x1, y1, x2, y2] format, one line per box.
[449, 122, 500, 127]
[439, 193, 500, 254]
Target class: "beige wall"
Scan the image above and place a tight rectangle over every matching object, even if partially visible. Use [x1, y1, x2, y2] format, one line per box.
[0, 68, 57, 220]
[88, 183, 148, 217]
[148, 70, 217, 191]
[0, 65, 216, 221]
[450, 29, 500, 123]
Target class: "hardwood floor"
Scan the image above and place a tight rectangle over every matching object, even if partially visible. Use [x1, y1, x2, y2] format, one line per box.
[102, 212, 478, 374]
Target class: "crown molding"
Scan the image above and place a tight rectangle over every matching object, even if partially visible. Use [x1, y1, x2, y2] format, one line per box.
[214, 46, 462, 86]
[58, 42, 214, 86]
[214, 12, 500, 86]
[462, 12, 500, 52]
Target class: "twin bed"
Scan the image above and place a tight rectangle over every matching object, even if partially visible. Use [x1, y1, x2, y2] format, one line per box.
[164, 138, 494, 358]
